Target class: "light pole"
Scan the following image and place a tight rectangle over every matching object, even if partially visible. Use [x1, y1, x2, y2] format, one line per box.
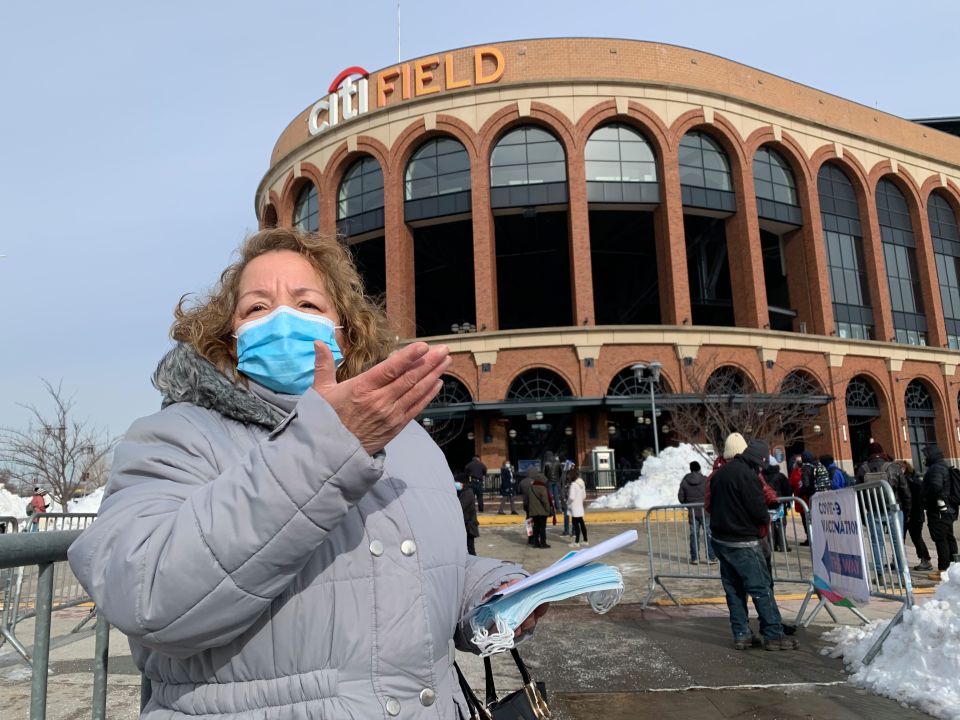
[632, 361, 662, 456]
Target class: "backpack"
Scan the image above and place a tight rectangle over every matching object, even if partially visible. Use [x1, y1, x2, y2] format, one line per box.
[25, 501, 34, 516]
[948, 466, 960, 511]
[862, 460, 900, 487]
[830, 466, 852, 490]
[812, 462, 832, 493]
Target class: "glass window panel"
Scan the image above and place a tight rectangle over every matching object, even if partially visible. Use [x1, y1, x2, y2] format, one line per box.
[586, 141, 622, 162]
[531, 161, 566, 184]
[680, 167, 704, 187]
[526, 141, 565, 164]
[435, 138, 463, 155]
[620, 141, 654, 163]
[491, 165, 529, 186]
[363, 188, 384, 211]
[755, 179, 774, 201]
[437, 151, 469, 175]
[831, 268, 846, 304]
[438, 171, 470, 194]
[586, 160, 624, 182]
[753, 157, 772, 181]
[678, 145, 701, 167]
[491, 144, 527, 166]
[408, 177, 436, 199]
[498, 129, 526, 145]
[702, 149, 729, 172]
[770, 164, 791, 187]
[406, 157, 437, 181]
[590, 125, 620, 141]
[363, 167, 383, 191]
[524, 127, 554, 143]
[773, 183, 797, 205]
[704, 169, 731, 191]
[839, 234, 855, 268]
[618, 161, 648, 182]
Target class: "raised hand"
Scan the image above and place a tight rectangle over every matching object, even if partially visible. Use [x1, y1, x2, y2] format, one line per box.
[312, 340, 451, 454]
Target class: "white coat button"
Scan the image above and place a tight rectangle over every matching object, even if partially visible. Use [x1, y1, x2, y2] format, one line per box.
[419, 688, 436, 706]
[369, 540, 384, 557]
[401, 540, 417, 556]
[385, 697, 401, 715]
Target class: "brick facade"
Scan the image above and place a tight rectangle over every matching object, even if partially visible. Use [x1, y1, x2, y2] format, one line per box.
[255, 39, 960, 473]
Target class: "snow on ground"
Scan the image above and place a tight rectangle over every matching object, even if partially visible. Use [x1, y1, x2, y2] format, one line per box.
[822, 563, 960, 720]
[68, 487, 104, 514]
[590, 443, 715, 510]
[0, 488, 28, 519]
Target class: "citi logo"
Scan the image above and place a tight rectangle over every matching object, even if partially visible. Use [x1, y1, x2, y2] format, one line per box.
[308, 67, 370, 137]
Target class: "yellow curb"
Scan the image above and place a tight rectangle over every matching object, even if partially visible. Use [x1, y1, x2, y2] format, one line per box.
[477, 509, 679, 526]
[651, 588, 934, 606]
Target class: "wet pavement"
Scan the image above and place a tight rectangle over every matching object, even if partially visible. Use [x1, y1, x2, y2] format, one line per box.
[0, 519, 942, 719]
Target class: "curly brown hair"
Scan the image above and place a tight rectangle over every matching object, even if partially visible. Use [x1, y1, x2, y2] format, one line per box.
[172, 227, 395, 382]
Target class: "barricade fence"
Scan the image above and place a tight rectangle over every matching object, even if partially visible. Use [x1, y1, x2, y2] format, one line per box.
[474, 469, 626, 501]
[0, 513, 98, 665]
[641, 497, 816, 625]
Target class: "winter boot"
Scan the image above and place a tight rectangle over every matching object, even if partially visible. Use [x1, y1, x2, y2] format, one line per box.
[762, 636, 799, 651]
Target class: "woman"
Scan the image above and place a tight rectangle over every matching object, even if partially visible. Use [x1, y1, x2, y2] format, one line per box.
[68, 228, 545, 719]
[455, 472, 480, 556]
[566, 468, 588, 548]
[527, 471, 553, 549]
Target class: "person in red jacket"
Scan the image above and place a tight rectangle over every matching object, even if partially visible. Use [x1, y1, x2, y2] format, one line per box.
[29, 487, 49, 532]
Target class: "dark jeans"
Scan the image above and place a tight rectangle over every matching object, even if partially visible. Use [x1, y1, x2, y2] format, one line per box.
[907, 512, 931, 562]
[798, 507, 809, 541]
[688, 514, 716, 561]
[532, 516, 548, 547]
[466, 534, 476, 556]
[547, 482, 561, 515]
[928, 509, 958, 571]
[572, 517, 588, 543]
[471, 479, 484, 512]
[712, 541, 784, 641]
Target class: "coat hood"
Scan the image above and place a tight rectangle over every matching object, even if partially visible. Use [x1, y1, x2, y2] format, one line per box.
[684, 471, 706, 486]
[152, 343, 287, 430]
[923, 445, 945, 464]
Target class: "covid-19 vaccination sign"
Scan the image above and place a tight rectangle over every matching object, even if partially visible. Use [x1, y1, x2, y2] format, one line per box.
[811, 489, 871, 606]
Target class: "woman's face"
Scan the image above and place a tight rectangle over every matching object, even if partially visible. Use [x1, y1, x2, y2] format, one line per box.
[232, 250, 343, 342]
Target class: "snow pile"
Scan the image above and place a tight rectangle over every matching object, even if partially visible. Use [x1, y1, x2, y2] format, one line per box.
[822, 563, 960, 720]
[590, 444, 715, 510]
[0, 488, 29, 519]
[69, 487, 105, 514]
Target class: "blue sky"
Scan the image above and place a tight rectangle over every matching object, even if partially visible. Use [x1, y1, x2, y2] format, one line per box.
[1, 0, 958, 436]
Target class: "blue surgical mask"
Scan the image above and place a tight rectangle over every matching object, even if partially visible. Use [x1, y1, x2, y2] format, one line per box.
[454, 481, 464, 491]
[235, 306, 343, 395]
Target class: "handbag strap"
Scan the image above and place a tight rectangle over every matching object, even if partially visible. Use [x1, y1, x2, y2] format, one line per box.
[454, 662, 492, 720]
[483, 648, 534, 705]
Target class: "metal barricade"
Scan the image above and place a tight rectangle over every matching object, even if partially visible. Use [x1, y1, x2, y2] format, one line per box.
[800, 479, 912, 664]
[641, 498, 817, 625]
[1, 513, 98, 664]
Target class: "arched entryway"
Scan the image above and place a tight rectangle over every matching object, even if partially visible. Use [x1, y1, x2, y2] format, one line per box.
[905, 379, 937, 471]
[846, 376, 881, 465]
[503, 368, 575, 473]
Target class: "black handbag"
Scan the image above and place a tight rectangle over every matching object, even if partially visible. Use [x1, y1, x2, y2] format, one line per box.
[454, 648, 552, 719]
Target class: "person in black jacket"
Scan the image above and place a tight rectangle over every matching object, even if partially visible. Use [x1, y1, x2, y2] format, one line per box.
[921, 445, 957, 580]
[903, 461, 932, 571]
[763, 458, 792, 552]
[464, 456, 487, 512]
[678, 461, 715, 563]
[709, 439, 798, 651]
[454, 472, 480, 556]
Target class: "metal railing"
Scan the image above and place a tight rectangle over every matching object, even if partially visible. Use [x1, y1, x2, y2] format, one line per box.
[640, 497, 817, 625]
[1, 514, 99, 664]
[473, 469, 627, 499]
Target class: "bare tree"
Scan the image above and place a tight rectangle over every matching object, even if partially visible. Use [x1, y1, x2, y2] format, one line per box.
[667, 355, 827, 459]
[0, 380, 116, 512]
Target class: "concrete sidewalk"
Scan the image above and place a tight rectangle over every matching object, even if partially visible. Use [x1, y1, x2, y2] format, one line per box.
[0, 521, 939, 719]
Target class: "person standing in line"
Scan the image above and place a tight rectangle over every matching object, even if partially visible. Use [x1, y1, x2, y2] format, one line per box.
[29, 487, 49, 532]
[921, 445, 958, 581]
[543, 451, 562, 521]
[903, 460, 932, 571]
[527, 472, 553, 549]
[497, 461, 518, 515]
[455, 472, 480, 556]
[465, 455, 487, 513]
[763, 458, 792, 552]
[709, 439, 798, 651]
[518, 469, 536, 546]
[678, 461, 715, 564]
[566, 468, 588, 548]
[560, 456, 576, 536]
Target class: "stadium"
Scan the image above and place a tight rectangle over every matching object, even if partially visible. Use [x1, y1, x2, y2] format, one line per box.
[253, 38, 960, 479]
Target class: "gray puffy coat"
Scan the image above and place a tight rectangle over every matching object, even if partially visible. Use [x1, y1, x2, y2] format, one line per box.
[68, 345, 524, 719]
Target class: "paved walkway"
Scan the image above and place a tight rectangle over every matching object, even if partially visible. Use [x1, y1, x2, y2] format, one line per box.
[0, 519, 942, 719]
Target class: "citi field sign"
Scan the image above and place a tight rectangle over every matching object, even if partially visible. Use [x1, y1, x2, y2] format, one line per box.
[308, 46, 506, 137]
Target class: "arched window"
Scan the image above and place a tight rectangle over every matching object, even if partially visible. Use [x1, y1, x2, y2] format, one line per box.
[605, 366, 669, 397]
[404, 138, 471, 222]
[262, 203, 278, 229]
[930, 192, 960, 348]
[679, 131, 735, 212]
[845, 376, 880, 418]
[905, 379, 937, 471]
[819, 164, 872, 340]
[754, 146, 800, 225]
[584, 124, 658, 204]
[779, 371, 823, 397]
[490, 126, 567, 209]
[422, 375, 472, 448]
[705, 366, 752, 395]
[337, 157, 385, 237]
[877, 179, 926, 345]
[506, 368, 572, 401]
[293, 183, 318, 232]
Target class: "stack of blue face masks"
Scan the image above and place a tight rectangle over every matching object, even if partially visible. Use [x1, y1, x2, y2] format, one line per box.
[469, 561, 624, 657]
